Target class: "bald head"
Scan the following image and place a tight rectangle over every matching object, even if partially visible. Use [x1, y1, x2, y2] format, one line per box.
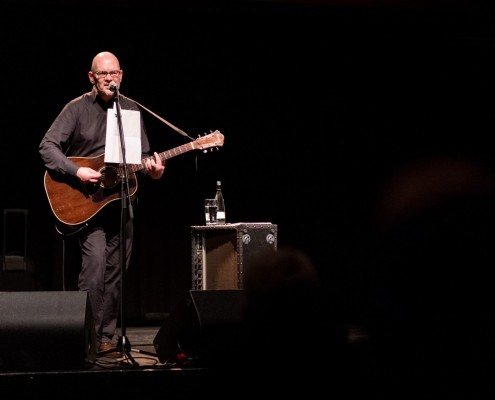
[91, 51, 120, 71]
[88, 51, 123, 101]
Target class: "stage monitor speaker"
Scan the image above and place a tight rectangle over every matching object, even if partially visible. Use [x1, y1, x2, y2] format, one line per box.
[0, 291, 96, 372]
[153, 290, 246, 366]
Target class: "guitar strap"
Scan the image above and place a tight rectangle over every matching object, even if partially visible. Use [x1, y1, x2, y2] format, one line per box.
[127, 96, 195, 141]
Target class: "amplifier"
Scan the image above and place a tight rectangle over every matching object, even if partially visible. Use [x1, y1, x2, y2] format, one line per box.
[191, 223, 278, 290]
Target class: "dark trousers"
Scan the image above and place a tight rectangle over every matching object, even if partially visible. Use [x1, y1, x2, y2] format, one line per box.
[77, 202, 133, 344]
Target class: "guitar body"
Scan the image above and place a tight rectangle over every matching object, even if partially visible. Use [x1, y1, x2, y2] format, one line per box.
[44, 154, 137, 226]
[43, 130, 224, 228]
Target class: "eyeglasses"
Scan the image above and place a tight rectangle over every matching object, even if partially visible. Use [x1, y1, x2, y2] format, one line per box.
[92, 70, 121, 79]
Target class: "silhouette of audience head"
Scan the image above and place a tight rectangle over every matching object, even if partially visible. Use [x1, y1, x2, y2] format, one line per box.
[243, 246, 322, 335]
[241, 246, 348, 393]
[365, 155, 495, 396]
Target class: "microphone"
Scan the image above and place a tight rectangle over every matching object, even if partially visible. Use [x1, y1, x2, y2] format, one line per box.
[109, 81, 119, 93]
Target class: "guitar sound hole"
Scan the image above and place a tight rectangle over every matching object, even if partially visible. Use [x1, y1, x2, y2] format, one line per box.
[100, 167, 120, 189]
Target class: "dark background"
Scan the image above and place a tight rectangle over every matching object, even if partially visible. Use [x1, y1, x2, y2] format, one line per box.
[1, 0, 495, 323]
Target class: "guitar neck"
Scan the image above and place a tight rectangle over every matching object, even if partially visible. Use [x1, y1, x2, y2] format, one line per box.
[127, 141, 197, 174]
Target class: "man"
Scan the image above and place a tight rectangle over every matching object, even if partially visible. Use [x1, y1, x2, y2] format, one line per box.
[39, 51, 165, 358]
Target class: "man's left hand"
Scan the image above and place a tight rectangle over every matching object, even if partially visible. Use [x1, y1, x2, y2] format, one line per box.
[145, 152, 165, 179]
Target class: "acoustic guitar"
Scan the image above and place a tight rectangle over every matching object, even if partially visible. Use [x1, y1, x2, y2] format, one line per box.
[44, 130, 224, 227]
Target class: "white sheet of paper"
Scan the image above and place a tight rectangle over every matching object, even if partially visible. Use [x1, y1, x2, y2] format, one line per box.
[104, 103, 142, 164]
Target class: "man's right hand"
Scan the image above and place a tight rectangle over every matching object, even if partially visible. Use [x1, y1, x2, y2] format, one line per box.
[76, 167, 102, 183]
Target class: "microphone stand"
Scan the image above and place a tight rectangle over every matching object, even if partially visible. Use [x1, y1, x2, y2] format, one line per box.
[113, 86, 138, 366]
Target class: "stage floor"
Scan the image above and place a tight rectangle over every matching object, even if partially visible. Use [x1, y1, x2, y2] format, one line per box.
[0, 325, 218, 399]
[0, 322, 373, 398]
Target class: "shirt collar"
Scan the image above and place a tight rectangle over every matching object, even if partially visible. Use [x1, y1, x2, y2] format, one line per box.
[90, 87, 99, 103]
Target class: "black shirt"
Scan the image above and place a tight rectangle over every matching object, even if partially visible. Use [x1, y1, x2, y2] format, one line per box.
[39, 88, 150, 176]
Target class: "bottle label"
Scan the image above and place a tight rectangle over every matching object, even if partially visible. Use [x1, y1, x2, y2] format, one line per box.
[217, 211, 226, 222]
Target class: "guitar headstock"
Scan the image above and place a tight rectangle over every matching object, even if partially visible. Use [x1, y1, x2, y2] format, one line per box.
[192, 130, 224, 151]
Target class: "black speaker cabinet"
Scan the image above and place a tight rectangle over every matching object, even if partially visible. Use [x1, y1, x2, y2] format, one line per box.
[0, 291, 96, 372]
[191, 223, 277, 290]
[153, 290, 246, 365]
